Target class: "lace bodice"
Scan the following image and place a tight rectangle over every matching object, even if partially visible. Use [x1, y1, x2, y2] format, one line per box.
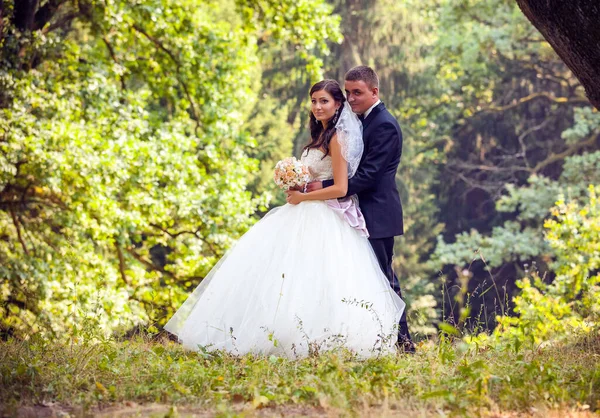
[300, 148, 333, 181]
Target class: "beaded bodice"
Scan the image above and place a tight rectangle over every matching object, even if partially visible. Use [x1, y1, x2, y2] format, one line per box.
[300, 148, 333, 181]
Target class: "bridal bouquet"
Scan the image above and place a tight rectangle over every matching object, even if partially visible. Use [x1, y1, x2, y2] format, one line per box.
[273, 157, 311, 191]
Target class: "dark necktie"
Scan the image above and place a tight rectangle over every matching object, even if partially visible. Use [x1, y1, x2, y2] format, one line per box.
[358, 114, 365, 122]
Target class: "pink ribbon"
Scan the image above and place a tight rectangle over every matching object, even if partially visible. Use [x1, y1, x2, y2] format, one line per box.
[325, 197, 369, 237]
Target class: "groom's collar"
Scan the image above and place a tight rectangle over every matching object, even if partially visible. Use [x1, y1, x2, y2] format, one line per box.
[362, 99, 381, 119]
[362, 101, 385, 130]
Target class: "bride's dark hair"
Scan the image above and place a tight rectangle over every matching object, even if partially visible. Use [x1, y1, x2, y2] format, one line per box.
[303, 79, 346, 158]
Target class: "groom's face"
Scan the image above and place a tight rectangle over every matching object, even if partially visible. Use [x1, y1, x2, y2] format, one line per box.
[345, 80, 378, 116]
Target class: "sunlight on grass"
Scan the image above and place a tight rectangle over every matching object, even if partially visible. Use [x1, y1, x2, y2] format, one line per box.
[1, 332, 599, 416]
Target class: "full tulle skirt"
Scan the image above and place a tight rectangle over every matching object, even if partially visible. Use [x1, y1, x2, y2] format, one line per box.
[164, 201, 405, 358]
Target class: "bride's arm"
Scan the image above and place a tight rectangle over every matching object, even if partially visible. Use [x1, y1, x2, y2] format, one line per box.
[286, 135, 347, 204]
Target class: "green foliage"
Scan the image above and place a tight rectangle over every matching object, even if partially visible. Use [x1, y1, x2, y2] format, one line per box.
[433, 221, 549, 268]
[238, 0, 342, 81]
[545, 186, 600, 302]
[562, 107, 600, 145]
[432, 148, 600, 271]
[244, 96, 298, 208]
[0, 0, 340, 338]
[1, 0, 597, 349]
[473, 186, 600, 346]
[424, 0, 592, 331]
[432, 105, 600, 271]
[344, 0, 590, 333]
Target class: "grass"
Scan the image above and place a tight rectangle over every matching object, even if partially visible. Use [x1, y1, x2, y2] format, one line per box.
[1, 331, 599, 417]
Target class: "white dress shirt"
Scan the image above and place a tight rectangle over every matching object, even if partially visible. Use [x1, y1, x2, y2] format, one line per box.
[362, 99, 381, 119]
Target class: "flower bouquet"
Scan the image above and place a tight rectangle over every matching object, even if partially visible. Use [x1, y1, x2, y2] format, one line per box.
[273, 157, 311, 191]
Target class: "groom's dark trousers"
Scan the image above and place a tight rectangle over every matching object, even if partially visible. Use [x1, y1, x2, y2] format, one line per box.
[369, 237, 411, 341]
[323, 102, 412, 344]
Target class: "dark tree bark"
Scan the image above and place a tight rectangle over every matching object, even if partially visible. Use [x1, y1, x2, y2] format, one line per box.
[11, 0, 67, 32]
[33, 0, 65, 31]
[14, 0, 39, 31]
[0, 0, 4, 31]
[516, 0, 600, 110]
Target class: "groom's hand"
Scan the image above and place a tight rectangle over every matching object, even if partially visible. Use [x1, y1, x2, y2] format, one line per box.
[305, 181, 323, 192]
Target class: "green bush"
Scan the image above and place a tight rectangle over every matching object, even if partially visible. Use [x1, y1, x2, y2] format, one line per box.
[472, 185, 600, 347]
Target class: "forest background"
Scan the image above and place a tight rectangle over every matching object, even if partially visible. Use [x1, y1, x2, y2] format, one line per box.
[1, 0, 599, 347]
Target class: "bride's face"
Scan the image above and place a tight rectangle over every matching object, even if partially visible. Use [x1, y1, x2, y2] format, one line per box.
[311, 90, 340, 123]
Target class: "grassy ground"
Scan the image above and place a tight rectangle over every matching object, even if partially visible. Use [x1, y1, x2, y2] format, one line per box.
[1, 333, 599, 417]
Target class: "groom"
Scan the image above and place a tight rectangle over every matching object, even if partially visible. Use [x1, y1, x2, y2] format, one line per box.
[307, 65, 414, 353]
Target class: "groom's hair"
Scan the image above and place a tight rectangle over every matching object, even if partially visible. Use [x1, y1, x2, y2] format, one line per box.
[345, 66, 379, 89]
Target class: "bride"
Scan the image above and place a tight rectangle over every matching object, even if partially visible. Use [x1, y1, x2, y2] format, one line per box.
[164, 80, 404, 358]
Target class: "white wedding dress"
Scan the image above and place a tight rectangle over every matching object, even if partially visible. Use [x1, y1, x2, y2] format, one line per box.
[165, 149, 405, 358]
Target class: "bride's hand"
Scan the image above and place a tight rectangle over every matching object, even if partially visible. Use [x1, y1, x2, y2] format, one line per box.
[286, 190, 305, 205]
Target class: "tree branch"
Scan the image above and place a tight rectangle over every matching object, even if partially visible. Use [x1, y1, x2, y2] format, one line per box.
[115, 241, 130, 285]
[149, 223, 218, 256]
[33, 0, 68, 31]
[517, 117, 553, 163]
[102, 37, 126, 90]
[42, 11, 78, 34]
[126, 247, 177, 279]
[531, 133, 599, 174]
[9, 206, 29, 256]
[132, 24, 179, 64]
[478, 92, 589, 114]
[131, 24, 201, 131]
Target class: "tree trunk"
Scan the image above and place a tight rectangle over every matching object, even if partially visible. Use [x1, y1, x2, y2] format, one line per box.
[14, 0, 39, 31]
[0, 0, 4, 39]
[516, 0, 600, 110]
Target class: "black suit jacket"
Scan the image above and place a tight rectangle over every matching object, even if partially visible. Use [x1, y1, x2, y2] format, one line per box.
[323, 102, 403, 239]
